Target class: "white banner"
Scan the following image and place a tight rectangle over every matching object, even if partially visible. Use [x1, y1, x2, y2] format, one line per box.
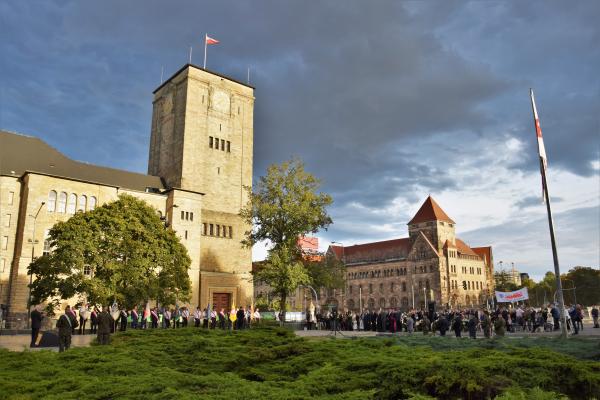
[495, 288, 529, 303]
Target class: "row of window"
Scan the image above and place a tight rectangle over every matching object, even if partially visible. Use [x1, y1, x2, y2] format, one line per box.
[48, 191, 97, 214]
[209, 136, 231, 152]
[460, 266, 483, 275]
[450, 280, 485, 291]
[348, 264, 437, 280]
[181, 211, 194, 221]
[348, 279, 431, 295]
[202, 223, 233, 239]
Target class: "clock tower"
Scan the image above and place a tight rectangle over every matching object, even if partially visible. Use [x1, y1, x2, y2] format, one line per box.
[148, 64, 255, 308]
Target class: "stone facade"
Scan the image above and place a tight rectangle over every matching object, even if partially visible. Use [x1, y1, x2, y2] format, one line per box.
[0, 64, 255, 328]
[323, 196, 494, 312]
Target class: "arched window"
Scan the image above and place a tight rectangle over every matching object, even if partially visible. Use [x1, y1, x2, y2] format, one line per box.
[67, 193, 77, 214]
[347, 299, 355, 310]
[367, 298, 375, 310]
[466, 295, 471, 305]
[57, 192, 67, 213]
[402, 282, 407, 292]
[379, 283, 384, 293]
[390, 282, 395, 292]
[390, 297, 398, 308]
[89, 196, 97, 210]
[401, 297, 409, 307]
[379, 298, 386, 308]
[47, 191, 57, 212]
[77, 195, 87, 212]
[425, 280, 430, 291]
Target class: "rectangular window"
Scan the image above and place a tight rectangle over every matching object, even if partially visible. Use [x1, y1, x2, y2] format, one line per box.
[1, 236, 7, 250]
[43, 230, 51, 256]
[8, 191, 14, 205]
[185, 230, 188, 240]
[181, 210, 185, 220]
[228, 226, 232, 238]
[203, 223, 207, 235]
[227, 141, 231, 152]
[221, 139, 225, 151]
[209, 136, 213, 148]
[222, 225, 227, 237]
[4, 214, 10, 227]
[209, 224, 214, 236]
[216, 225, 220, 237]
[190, 212, 194, 222]
[185, 211, 189, 220]
[83, 265, 91, 276]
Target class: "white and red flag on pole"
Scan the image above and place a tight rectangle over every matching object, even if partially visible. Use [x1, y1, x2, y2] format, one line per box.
[530, 89, 548, 200]
[204, 34, 219, 69]
[205, 35, 219, 45]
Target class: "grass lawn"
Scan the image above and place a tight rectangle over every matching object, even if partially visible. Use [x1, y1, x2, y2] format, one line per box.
[0, 327, 599, 399]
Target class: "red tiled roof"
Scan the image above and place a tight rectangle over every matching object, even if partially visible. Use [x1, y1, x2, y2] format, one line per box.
[472, 246, 493, 267]
[298, 236, 319, 251]
[408, 196, 455, 225]
[328, 238, 411, 264]
[455, 238, 479, 257]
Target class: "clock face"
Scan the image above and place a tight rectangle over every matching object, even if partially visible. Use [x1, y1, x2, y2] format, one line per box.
[212, 90, 230, 113]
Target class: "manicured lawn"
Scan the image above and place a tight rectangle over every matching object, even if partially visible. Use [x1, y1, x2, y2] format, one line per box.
[0, 327, 599, 399]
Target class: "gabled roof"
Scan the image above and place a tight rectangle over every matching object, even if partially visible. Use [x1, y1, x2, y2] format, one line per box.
[472, 246, 493, 267]
[0, 130, 165, 192]
[408, 196, 455, 225]
[328, 238, 411, 264]
[455, 238, 479, 257]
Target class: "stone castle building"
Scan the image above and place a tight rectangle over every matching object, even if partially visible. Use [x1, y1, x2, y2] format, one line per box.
[0, 64, 254, 328]
[325, 196, 494, 311]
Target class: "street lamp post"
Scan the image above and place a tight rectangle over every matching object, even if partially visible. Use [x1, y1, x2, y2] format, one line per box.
[26, 202, 45, 329]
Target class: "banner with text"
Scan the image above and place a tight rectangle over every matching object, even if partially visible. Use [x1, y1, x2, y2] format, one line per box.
[495, 288, 529, 303]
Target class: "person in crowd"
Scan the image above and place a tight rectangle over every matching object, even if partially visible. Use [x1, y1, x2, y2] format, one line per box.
[203, 305, 210, 328]
[160, 308, 168, 328]
[90, 307, 99, 334]
[592, 305, 599, 328]
[56, 305, 77, 352]
[437, 313, 449, 336]
[181, 307, 190, 328]
[97, 306, 114, 345]
[468, 312, 478, 339]
[119, 308, 128, 331]
[229, 307, 237, 331]
[210, 308, 217, 329]
[236, 306, 245, 330]
[30, 305, 44, 347]
[78, 303, 89, 335]
[422, 314, 431, 335]
[406, 315, 414, 334]
[219, 308, 227, 329]
[452, 313, 463, 338]
[150, 307, 159, 329]
[193, 306, 201, 327]
[481, 310, 492, 338]
[130, 306, 139, 329]
[253, 308, 261, 326]
[68, 305, 78, 335]
[494, 314, 506, 336]
[550, 304, 560, 330]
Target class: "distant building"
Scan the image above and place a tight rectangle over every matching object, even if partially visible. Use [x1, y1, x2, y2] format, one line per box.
[326, 196, 495, 311]
[253, 236, 322, 311]
[520, 272, 530, 283]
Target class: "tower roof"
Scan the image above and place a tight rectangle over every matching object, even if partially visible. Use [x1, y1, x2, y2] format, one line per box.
[408, 196, 455, 225]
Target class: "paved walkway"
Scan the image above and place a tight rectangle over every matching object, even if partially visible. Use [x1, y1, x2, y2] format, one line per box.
[0, 333, 95, 352]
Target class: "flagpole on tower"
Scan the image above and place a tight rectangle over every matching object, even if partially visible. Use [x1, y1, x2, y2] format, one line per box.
[204, 34, 208, 69]
[530, 88, 568, 339]
[189, 46, 193, 64]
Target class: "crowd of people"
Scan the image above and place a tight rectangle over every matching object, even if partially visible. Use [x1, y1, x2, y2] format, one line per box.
[32, 303, 263, 352]
[312, 303, 599, 338]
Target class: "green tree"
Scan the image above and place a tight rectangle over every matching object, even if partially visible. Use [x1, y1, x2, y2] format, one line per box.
[28, 194, 191, 314]
[563, 266, 600, 306]
[493, 270, 519, 292]
[241, 159, 333, 322]
[304, 252, 346, 293]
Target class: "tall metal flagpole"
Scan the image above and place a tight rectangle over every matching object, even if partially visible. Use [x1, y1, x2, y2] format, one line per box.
[189, 46, 193, 64]
[203, 34, 208, 69]
[530, 89, 568, 339]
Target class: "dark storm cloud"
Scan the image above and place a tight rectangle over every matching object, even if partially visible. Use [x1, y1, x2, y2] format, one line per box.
[1, 1, 597, 240]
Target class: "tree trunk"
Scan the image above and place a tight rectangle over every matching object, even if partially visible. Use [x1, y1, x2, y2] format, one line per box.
[280, 291, 287, 327]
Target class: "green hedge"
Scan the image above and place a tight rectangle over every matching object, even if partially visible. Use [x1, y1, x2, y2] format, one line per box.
[0, 328, 598, 399]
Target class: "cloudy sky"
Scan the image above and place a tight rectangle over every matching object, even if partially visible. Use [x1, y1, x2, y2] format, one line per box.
[1, 1, 598, 280]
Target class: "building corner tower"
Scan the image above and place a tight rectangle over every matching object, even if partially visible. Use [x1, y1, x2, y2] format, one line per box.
[148, 64, 254, 310]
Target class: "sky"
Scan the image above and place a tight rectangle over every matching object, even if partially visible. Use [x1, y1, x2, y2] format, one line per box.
[1, 1, 598, 281]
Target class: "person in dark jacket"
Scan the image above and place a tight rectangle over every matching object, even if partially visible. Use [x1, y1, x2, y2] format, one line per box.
[97, 306, 114, 345]
[468, 313, 478, 339]
[452, 313, 463, 338]
[236, 306, 245, 330]
[592, 306, 599, 328]
[438, 314, 449, 336]
[56, 305, 78, 352]
[119, 308, 128, 331]
[30, 305, 44, 347]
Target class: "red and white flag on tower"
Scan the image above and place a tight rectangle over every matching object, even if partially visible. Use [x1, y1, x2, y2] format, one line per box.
[205, 34, 219, 45]
[204, 34, 219, 69]
[530, 89, 548, 200]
